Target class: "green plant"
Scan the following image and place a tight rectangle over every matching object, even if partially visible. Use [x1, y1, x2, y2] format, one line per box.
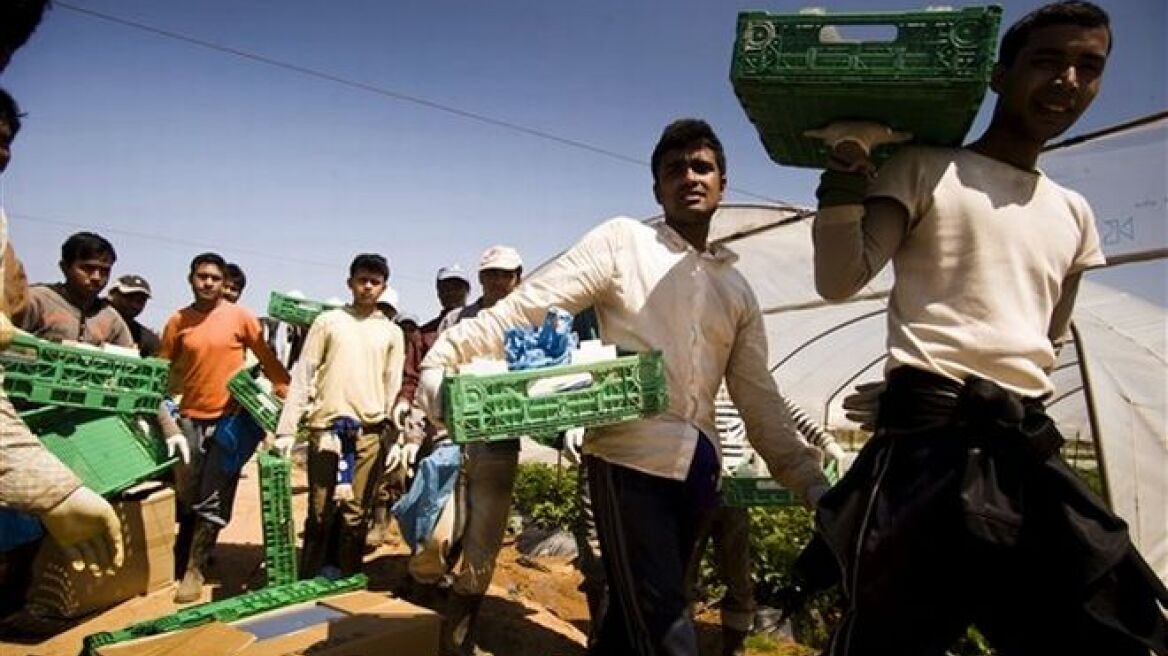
[511, 463, 579, 531]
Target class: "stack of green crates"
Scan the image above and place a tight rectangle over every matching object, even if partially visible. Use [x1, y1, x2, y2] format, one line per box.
[1, 332, 174, 497]
[267, 291, 342, 327]
[443, 351, 668, 446]
[722, 457, 841, 507]
[228, 369, 284, 433]
[731, 5, 1002, 168]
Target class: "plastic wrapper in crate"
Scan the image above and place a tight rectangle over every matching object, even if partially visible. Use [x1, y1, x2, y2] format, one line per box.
[21, 406, 175, 497]
[731, 5, 1002, 168]
[443, 351, 667, 445]
[258, 452, 298, 586]
[228, 369, 284, 433]
[0, 332, 169, 414]
[722, 457, 841, 507]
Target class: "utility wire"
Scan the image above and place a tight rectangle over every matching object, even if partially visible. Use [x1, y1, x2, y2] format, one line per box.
[54, 1, 786, 205]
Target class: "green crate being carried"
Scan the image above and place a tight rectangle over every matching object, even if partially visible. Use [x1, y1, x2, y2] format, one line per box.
[0, 332, 169, 415]
[731, 5, 1002, 168]
[267, 290, 343, 327]
[21, 406, 175, 498]
[227, 368, 283, 433]
[722, 457, 840, 507]
[443, 351, 668, 446]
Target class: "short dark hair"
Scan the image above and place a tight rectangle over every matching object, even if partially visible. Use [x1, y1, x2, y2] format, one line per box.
[0, 87, 23, 137]
[189, 252, 227, 276]
[225, 262, 246, 290]
[1, 0, 51, 57]
[349, 253, 389, 280]
[999, 1, 1111, 67]
[60, 231, 115, 265]
[650, 118, 726, 183]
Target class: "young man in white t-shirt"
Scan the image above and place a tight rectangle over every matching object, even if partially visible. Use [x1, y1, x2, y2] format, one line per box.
[274, 254, 404, 578]
[809, 3, 1166, 654]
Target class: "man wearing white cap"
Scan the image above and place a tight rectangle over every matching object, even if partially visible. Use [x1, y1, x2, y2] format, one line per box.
[108, 274, 161, 357]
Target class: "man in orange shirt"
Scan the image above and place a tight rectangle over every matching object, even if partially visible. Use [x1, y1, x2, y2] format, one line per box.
[160, 252, 290, 603]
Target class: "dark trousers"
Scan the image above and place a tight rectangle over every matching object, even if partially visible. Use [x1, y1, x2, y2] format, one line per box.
[586, 435, 719, 656]
[816, 367, 1168, 656]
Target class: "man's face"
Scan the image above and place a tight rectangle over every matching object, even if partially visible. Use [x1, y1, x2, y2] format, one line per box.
[992, 23, 1109, 144]
[653, 144, 725, 227]
[479, 268, 520, 306]
[222, 281, 241, 303]
[189, 263, 225, 304]
[437, 278, 470, 310]
[61, 255, 113, 302]
[109, 290, 148, 319]
[0, 120, 12, 174]
[348, 269, 386, 309]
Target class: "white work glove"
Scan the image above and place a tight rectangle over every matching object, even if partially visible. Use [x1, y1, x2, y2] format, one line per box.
[560, 427, 585, 465]
[391, 400, 412, 432]
[39, 486, 125, 575]
[272, 434, 297, 458]
[164, 433, 191, 465]
[401, 443, 420, 473]
[842, 381, 885, 432]
[418, 367, 446, 426]
[384, 439, 403, 471]
[804, 120, 913, 175]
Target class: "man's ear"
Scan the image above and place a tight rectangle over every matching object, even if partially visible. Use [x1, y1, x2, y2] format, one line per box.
[989, 61, 1006, 94]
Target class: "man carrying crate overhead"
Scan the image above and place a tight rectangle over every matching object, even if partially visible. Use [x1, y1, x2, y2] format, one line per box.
[419, 119, 829, 656]
[160, 252, 290, 603]
[805, 2, 1167, 654]
[272, 253, 404, 579]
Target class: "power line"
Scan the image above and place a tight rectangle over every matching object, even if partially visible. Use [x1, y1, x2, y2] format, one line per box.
[54, 1, 785, 205]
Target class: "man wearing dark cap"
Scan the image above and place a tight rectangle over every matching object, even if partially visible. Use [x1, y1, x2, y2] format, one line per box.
[108, 274, 161, 357]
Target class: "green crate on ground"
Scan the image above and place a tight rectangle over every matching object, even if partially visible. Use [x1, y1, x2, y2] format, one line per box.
[267, 291, 341, 327]
[0, 332, 169, 414]
[258, 452, 298, 586]
[722, 458, 840, 507]
[731, 6, 1002, 168]
[443, 352, 667, 446]
[82, 574, 367, 653]
[21, 406, 174, 498]
[228, 369, 283, 433]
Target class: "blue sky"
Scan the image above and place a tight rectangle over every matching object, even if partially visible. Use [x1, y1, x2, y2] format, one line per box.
[1, 0, 1164, 327]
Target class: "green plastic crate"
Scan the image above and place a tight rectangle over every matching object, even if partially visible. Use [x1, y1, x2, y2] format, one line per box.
[258, 452, 298, 586]
[228, 369, 283, 433]
[267, 291, 341, 327]
[443, 352, 668, 446]
[0, 332, 169, 414]
[722, 458, 840, 507]
[83, 574, 367, 653]
[20, 406, 174, 498]
[731, 6, 1002, 168]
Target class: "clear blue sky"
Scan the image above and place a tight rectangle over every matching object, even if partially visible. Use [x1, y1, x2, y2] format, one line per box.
[1, 0, 1164, 327]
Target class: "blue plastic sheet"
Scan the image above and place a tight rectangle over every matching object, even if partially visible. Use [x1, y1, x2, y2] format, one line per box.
[0, 509, 43, 552]
[212, 412, 265, 474]
[504, 306, 577, 371]
[391, 442, 461, 552]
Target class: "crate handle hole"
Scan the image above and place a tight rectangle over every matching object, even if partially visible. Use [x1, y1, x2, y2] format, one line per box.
[818, 24, 898, 44]
[526, 372, 594, 399]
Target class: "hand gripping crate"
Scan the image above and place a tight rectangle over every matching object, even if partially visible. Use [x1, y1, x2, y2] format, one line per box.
[443, 351, 668, 446]
[722, 457, 840, 507]
[267, 291, 341, 327]
[21, 406, 175, 497]
[257, 452, 298, 586]
[82, 574, 368, 653]
[228, 369, 283, 433]
[0, 332, 169, 414]
[731, 5, 1002, 168]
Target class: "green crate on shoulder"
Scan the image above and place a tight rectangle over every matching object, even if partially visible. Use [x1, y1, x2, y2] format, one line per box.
[267, 291, 342, 327]
[722, 457, 840, 508]
[731, 5, 1002, 168]
[21, 406, 175, 498]
[228, 369, 283, 433]
[0, 332, 169, 414]
[443, 351, 668, 446]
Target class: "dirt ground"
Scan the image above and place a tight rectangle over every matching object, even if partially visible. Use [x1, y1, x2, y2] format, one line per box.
[0, 457, 808, 656]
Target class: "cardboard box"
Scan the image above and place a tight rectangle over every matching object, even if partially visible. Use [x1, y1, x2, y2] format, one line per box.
[94, 591, 440, 656]
[25, 483, 175, 619]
